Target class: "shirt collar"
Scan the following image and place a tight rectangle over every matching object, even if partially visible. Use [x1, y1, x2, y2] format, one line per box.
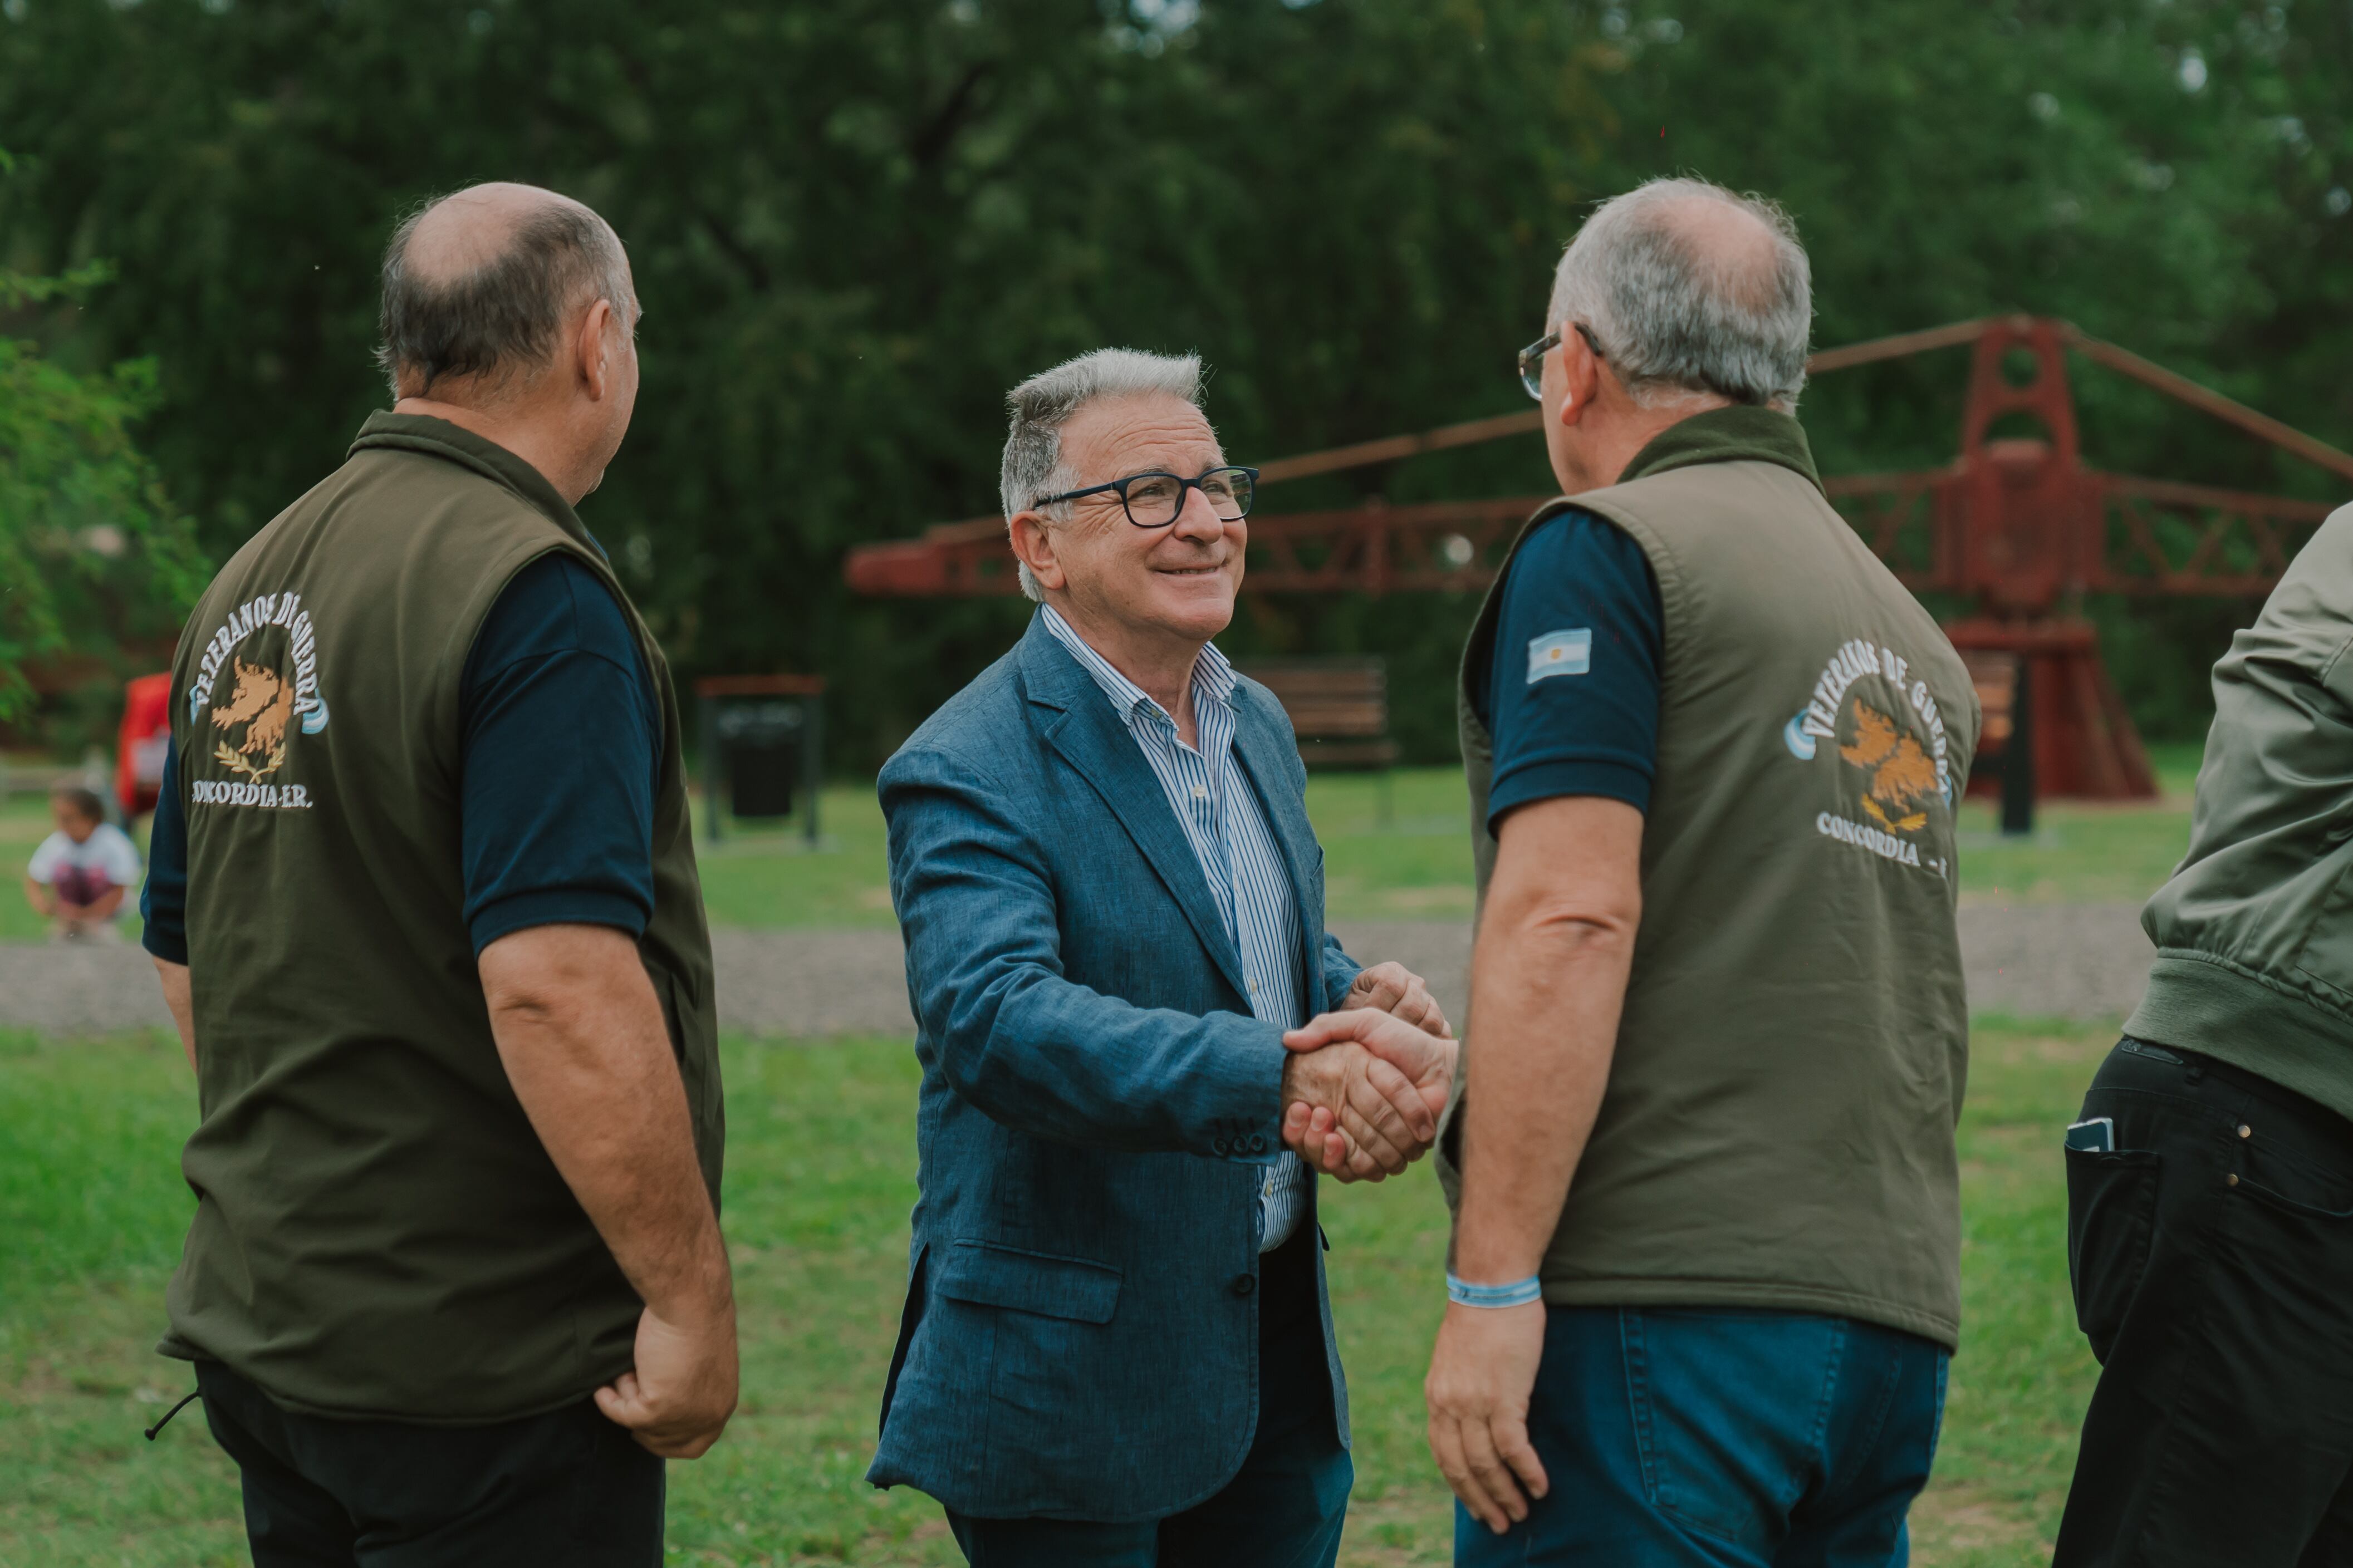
[1615, 403, 1822, 491]
[347, 411, 602, 548]
[1038, 604, 1234, 730]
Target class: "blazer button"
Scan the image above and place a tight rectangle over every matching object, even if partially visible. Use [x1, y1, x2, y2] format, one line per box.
[1211, 1137, 1230, 1157]
[1248, 1136, 1268, 1154]
[1232, 1274, 1257, 1297]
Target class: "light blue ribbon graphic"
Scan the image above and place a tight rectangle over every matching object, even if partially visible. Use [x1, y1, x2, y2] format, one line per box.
[1783, 710, 1818, 760]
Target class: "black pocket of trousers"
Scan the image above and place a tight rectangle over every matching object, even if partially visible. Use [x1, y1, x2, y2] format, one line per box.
[2066, 1147, 2162, 1364]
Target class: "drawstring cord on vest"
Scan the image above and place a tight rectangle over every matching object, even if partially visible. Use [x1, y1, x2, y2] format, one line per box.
[144, 1389, 200, 1441]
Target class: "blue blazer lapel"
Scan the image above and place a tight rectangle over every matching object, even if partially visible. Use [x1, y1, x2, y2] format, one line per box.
[1230, 681, 1329, 1020]
[1018, 621, 1252, 1002]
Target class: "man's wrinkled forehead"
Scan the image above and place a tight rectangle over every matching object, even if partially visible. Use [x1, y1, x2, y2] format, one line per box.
[1061, 392, 1222, 483]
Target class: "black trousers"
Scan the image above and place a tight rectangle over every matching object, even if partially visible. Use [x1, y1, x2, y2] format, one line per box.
[2056, 1038, 2353, 1567]
[194, 1360, 664, 1567]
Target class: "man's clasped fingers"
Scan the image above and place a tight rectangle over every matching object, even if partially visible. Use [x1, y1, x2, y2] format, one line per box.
[1340, 1053, 1434, 1158]
[1283, 1007, 1458, 1121]
[1285, 1093, 1410, 1183]
[1327, 1063, 1416, 1174]
[1345, 960, 1453, 1038]
[1279, 1039, 1444, 1179]
[1277, 1036, 1441, 1179]
[1282, 1100, 1358, 1179]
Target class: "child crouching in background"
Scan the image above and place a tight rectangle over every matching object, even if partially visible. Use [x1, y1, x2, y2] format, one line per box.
[23, 785, 142, 942]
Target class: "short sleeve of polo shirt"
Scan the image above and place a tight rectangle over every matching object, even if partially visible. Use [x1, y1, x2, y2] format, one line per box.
[141, 746, 189, 962]
[1480, 507, 1665, 831]
[459, 551, 661, 953]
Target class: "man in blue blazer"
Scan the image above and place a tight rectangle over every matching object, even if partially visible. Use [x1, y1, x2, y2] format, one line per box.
[869, 347, 1458, 1565]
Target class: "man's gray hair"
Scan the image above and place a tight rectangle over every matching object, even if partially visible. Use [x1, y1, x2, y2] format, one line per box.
[375, 195, 634, 400]
[1548, 178, 1812, 412]
[1001, 348, 1205, 601]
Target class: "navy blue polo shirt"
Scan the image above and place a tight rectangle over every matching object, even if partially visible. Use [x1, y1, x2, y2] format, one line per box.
[143, 550, 661, 961]
[1470, 507, 1665, 831]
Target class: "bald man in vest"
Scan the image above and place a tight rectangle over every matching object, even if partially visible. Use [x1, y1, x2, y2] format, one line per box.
[140, 183, 731, 1563]
[1297, 179, 1981, 1562]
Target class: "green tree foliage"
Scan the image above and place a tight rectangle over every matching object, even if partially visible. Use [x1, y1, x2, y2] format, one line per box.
[1581, 0, 2353, 740]
[0, 184, 202, 724]
[2, 1, 2347, 758]
[0, 0, 1602, 760]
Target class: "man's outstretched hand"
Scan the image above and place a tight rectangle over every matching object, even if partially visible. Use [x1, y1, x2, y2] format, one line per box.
[1279, 1007, 1459, 1181]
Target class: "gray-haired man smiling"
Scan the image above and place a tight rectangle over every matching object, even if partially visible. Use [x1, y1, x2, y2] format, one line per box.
[867, 347, 1455, 1564]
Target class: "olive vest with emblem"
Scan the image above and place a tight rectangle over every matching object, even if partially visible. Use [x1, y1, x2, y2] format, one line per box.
[161, 412, 722, 1422]
[1447, 407, 1980, 1347]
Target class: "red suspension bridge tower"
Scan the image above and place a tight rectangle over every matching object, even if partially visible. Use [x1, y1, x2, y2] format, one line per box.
[847, 317, 2352, 799]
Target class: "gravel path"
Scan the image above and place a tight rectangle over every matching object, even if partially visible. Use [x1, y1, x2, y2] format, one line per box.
[0, 903, 2154, 1039]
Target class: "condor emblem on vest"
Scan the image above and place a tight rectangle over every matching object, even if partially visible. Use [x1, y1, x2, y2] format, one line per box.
[1784, 635, 1955, 878]
[185, 592, 330, 810]
[211, 658, 295, 780]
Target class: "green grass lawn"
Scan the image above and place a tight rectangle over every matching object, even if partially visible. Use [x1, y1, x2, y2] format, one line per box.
[698, 744, 2204, 931]
[694, 770, 1497, 931]
[3, 739, 2203, 942]
[0, 793, 70, 943]
[1, 1020, 2102, 1566]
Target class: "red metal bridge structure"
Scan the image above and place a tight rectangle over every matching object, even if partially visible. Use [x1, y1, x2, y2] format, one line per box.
[845, 316, 2353, 798]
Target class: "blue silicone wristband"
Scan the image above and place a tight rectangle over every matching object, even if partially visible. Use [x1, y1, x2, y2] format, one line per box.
[1446, 1273, 1544, 1309]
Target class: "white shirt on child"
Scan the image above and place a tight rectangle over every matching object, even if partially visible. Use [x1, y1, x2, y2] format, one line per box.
[28, 823, 143, 903]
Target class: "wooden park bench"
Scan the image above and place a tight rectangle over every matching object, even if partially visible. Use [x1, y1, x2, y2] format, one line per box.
[1236, 657, 1402, 822]
[0, 756, 106, 802]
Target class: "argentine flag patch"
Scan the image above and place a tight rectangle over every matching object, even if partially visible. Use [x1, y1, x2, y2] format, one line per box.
[1527, 628, 1592, 684]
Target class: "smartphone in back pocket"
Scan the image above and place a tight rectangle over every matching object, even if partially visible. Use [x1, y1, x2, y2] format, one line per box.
[2067, 1116, 2116, 1153]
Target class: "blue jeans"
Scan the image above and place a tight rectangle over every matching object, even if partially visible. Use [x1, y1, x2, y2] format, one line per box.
[1458, 1308, 1948, 1567]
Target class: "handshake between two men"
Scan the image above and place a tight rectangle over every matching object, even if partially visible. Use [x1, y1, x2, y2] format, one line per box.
[1276, 961, 1458, 1182]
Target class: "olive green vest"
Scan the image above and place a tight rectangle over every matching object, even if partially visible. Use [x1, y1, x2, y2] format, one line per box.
[1446, 407, 1980, 1346]
[160, 412, 722, 1422]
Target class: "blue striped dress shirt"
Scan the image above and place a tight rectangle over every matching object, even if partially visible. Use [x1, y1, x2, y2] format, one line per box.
[1039, 605, 1311, 1252]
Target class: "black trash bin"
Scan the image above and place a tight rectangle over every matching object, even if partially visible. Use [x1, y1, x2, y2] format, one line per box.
[721, 701, 803, 819]
[693, 675, 827, 844]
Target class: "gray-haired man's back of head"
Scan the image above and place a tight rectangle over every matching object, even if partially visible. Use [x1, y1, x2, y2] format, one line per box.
[376, 182, 633, 405]
[1550, 177, 1812, 413]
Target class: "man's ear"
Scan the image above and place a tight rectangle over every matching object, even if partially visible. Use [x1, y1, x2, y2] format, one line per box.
[1008, 509, 1066, 594]
[577, 298, 615, 400]
[1556, 326, 1604, 430]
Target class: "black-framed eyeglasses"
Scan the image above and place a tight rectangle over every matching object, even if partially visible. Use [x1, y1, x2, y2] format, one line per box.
[1517, 322, 1606, 400]
[1032, 466, 1258, 528]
